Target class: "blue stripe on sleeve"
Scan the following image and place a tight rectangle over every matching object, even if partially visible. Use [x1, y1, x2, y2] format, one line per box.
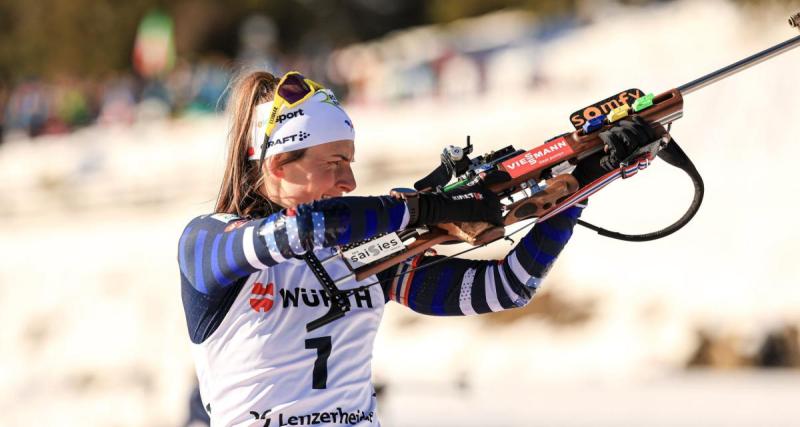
[536, 221, 573, 244]
[364, 210, 377, 239]
[429, 266, 454, 315]
[210, 234, 232, 287]
[336, 209, 351, 245]
[194, 230, 208, 294]
[533, 250, 557, 268]
[520, 228, 559, 273]
[563, 206, 582, 219]
[407, 267, 429, 312]
[178, 225, 192, 281]
[521, 232, 541, 261]
[388, 202, 406, 230]
[224, 231, 249, 281]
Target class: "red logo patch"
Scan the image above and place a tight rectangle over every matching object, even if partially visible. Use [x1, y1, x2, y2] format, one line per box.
[501, 137, 574, 178]
[249, 282, 275, 313]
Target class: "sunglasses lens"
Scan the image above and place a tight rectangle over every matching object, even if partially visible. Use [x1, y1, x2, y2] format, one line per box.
[278, 74, 311, 104]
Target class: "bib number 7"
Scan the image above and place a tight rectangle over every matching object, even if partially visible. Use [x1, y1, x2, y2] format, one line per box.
[305, 336, 332, 389]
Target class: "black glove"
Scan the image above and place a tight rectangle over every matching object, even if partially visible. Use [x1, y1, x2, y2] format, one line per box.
[573, 115, 657, 187]
[399, 185, 504, 228]
[599, 115, 657, 171]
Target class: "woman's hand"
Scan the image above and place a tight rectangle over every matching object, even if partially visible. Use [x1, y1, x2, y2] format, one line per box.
[573, 115, 660, 186]
[598, 115, 657, 171]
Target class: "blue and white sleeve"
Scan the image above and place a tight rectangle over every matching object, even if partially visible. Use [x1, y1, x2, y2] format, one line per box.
[178, 196, 410, 297]
[378, 206, 582, 315]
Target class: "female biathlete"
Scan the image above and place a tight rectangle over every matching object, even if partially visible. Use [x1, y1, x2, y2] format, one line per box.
[178, 71, 656, 426]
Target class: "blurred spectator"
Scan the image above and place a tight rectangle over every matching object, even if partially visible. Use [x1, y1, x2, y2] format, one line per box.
[439, 53, 482, 99]
[0, 82, 7, 145]
[185, 57, 231, 115]
[98, 75, 137, 126]
[237, 14, 280, 73]
[52, 76, 92, 131]
[5, 80, 49, 138]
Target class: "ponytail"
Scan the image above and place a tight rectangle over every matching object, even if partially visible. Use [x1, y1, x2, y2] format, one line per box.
[215, 71, 279, 217]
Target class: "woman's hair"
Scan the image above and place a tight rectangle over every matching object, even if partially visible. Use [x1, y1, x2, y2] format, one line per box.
[214, 71, 306, 217]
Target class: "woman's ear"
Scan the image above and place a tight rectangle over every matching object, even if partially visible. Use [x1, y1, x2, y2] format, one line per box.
[265, 155, 285, 178]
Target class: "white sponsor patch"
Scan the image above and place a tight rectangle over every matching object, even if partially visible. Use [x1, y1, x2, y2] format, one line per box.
[343, 233, 405, 269]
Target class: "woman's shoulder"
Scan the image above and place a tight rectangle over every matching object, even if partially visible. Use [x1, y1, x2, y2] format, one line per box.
[180, 212, 252, 236]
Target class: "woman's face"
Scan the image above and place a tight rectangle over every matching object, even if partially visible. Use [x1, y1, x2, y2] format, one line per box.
[269, 139, 357, 207]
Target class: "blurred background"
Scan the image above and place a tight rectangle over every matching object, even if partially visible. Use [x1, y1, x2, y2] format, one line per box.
[1, 0, 800, 425]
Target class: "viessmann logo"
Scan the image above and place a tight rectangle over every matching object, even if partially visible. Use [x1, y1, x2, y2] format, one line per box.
[501, 137, 574, 178]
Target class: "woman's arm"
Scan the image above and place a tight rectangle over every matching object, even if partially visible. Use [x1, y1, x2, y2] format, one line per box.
[377, 206, 582, 315]
[178, 196, 410, 296]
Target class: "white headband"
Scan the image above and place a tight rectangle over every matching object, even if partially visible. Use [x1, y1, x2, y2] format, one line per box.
[248, 89, 355, 160]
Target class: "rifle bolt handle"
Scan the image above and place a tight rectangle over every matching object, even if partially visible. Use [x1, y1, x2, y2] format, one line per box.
[445, 145, 464, 161]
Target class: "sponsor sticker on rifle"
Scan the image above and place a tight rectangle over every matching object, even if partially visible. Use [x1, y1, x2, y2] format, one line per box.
[569, 88, 645, 129]
[501, 137, 574, 178]
[343, 233, 405, 269]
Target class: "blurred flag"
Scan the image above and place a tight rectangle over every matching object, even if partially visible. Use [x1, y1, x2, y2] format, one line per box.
[133, 10, 177, 78]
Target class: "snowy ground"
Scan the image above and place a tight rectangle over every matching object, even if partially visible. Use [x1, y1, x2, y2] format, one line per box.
[380, 371, 800, 427]
[1, 1, 800, 426]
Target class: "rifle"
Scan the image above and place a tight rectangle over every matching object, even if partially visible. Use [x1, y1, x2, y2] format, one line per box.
[306, 11, 800, 332]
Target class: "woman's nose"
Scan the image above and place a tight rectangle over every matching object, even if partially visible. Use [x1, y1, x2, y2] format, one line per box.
[337, 164, 357, 194]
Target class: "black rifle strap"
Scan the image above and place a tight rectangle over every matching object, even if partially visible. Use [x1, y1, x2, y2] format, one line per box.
[577, 139, 704, 242]
[303, 252, 352, 332]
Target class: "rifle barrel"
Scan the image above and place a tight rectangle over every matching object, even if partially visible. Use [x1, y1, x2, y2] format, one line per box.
[678, 34, 800, 95]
